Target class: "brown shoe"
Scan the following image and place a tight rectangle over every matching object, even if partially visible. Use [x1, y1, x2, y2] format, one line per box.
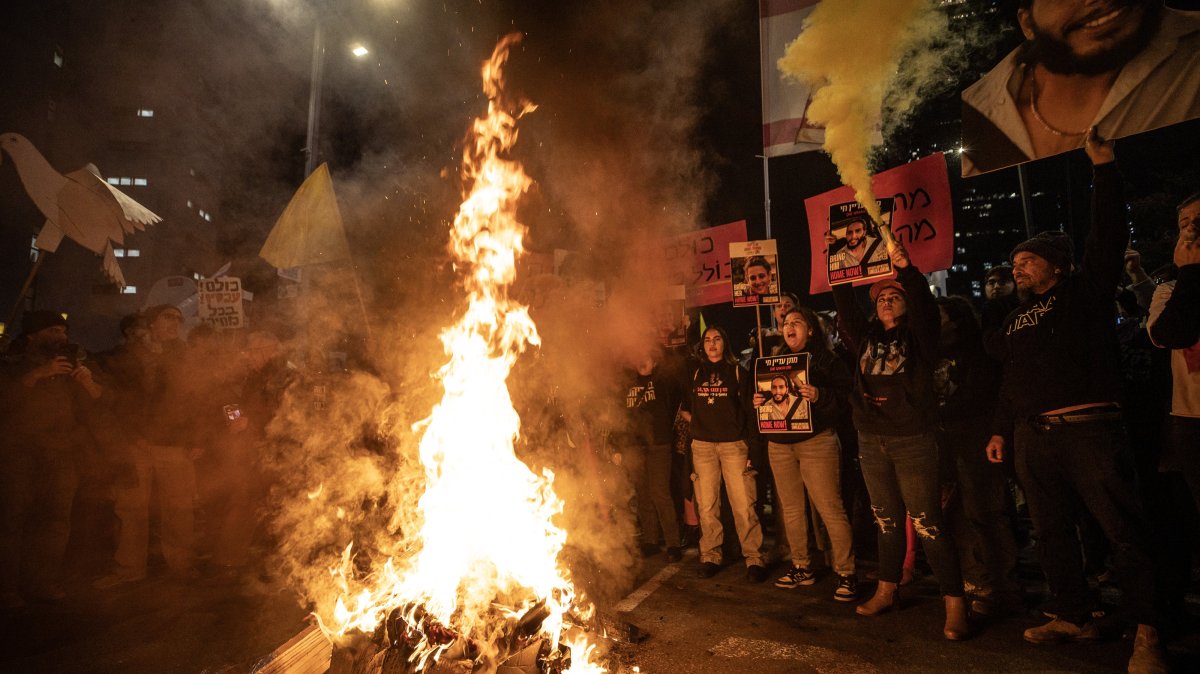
[856, 581, 899, 616]
[1023, 617, 1100, 644]
[1127, 625, 1168, 674]
[943, 595, 969, 641]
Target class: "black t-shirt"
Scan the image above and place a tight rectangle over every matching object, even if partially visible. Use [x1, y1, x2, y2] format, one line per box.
[682, 359, 753, 443]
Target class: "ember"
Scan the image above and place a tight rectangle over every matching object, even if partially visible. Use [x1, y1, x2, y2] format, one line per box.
[316, 32, 606, 674]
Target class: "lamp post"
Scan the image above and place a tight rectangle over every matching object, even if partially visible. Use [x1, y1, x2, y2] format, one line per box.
[303, 24, 325, 178]
[302, 23, 368, 177]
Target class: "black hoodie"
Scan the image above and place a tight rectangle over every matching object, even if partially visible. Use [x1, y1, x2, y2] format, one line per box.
[833, 265, 941, 436]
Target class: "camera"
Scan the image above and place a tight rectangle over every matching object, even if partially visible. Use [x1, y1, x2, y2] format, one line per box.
[53, 343, 80, 367]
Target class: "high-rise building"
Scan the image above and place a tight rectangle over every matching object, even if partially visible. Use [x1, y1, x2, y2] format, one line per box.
[1, 1, 224, 348]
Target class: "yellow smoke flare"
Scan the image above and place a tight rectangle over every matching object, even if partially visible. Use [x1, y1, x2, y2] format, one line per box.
[778, 0, 939, 226]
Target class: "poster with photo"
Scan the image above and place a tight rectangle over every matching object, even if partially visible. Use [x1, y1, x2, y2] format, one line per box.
[655, 285, 688, 347]
[827, 199, 894, 286]
[753, 353, 812, 434]
[960, 5, 1200, 177]
[729, 239, 781, 307]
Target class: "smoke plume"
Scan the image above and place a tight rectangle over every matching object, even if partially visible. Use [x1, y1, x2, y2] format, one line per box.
[777, 0, 949, 224]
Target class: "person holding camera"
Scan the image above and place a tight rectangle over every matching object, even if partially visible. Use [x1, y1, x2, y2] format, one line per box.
[1, 310, 103, 608]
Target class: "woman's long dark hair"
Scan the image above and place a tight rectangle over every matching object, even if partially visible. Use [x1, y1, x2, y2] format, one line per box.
[935, 295, 982, 348]
[696, 325, 739, 365]
[778, 306, 832, 355]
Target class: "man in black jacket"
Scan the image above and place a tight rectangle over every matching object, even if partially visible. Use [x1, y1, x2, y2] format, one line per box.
[985, 130, 1166, 674]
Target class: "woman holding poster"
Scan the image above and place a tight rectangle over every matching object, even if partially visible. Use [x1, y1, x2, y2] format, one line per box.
[756, 306, 857, 601]
[831, 241, 969, 641]
[680, 326, 767, 583]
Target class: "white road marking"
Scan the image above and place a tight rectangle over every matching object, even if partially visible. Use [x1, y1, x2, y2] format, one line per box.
[709, 636, 881, 674]
[613, 549, 695, 614]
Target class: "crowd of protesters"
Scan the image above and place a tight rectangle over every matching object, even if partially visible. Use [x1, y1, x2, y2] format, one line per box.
[614, 133, 1200, 674]
[2, 132, 1199, 674]
[0, 304, 292, 609]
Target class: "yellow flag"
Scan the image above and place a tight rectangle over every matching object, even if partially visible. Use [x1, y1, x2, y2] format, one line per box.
[259, 163, 351, 268]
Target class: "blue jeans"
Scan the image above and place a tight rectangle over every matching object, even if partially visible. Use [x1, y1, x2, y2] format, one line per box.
[858, 431, 963, 597]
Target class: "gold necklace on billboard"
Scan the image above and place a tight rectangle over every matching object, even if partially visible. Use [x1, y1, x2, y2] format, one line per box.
[1024, 63, 1090, 138]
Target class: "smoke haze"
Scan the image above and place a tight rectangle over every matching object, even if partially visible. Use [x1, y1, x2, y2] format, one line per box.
[228, 0, 741, 630]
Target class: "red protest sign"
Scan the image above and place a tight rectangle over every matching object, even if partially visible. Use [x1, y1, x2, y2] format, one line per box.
[805, 153, 953, 295]
[664, 220, 749, 307]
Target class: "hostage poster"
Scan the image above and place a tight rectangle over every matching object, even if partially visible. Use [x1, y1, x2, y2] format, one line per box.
[826, 198, 894, 287]
[729, 239, 781, 307]
[655, 285, 688, 348]
[753, 353, 812, 434]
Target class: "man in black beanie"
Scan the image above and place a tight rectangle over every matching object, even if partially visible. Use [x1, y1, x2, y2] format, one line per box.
[985, 130, 1166, 674]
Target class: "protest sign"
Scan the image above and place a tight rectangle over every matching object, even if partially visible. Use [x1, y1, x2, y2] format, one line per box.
[663, 220, 748, 307]
[730, 240, 781, 307]
[826, 199, 894, 286]
[753, 353, 812, 434]
[806, 153, 953, 295]
[656, 285, 688, 347]
[197, 276, 245, 330]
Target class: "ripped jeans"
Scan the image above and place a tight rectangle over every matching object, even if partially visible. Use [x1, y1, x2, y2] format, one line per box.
[858, 431, 963, 597]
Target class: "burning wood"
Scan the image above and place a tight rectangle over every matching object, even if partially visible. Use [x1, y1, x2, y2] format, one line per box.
[327, 601, 596, 674]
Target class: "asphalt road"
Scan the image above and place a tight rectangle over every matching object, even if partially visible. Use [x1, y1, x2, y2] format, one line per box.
[605, 549, 1200, 674]
[0, 574, 309, 673]
[4, 549, 1199, 674]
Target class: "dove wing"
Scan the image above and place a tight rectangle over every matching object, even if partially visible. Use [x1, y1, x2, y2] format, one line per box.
[99, 181, 162, 232]
[61, 170, 128, 249]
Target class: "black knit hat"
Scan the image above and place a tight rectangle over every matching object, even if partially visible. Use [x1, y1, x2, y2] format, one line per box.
[1011, 231, 1073, 273]
[20, 310, 68, 336]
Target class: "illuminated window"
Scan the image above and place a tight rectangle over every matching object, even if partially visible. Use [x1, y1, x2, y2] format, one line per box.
[186, 200, 193, 209]
[126, 249, 140, 257]
[119, 177, 132, 186]
[133, 178, 147, 186]
[121, 286, 137, 294]
[53, 48, 63, 68]
[204, 212, 212, 222]
[107, 177, 120, 185]
[136, 109, 154, 118]
[113, 248, 125, 258]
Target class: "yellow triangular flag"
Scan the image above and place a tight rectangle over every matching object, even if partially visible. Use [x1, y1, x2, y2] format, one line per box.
[259, 163, 351, 268]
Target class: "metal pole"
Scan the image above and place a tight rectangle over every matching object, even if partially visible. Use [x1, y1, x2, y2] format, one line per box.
[1017, 163, 1036, 237]
[304, 23, 325, 177]
[756, 3, 773, 240]
[762, 155, 772, 238]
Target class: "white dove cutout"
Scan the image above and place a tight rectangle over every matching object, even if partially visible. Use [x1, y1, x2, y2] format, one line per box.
[0, 132, 161, 287]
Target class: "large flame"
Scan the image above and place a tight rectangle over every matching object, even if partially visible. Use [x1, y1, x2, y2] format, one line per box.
[317, 34, 604, 673]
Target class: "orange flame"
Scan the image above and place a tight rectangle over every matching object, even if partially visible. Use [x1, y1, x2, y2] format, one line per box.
[316, 33, 604, 673]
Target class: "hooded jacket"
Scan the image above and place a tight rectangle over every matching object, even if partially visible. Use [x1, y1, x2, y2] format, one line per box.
[832, 264, 941, 436]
